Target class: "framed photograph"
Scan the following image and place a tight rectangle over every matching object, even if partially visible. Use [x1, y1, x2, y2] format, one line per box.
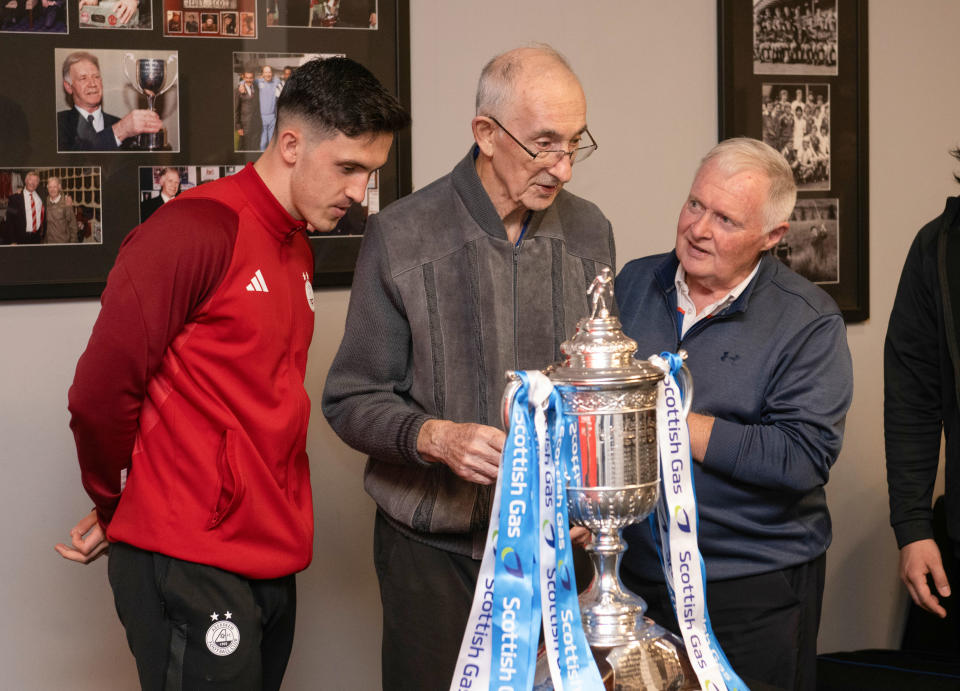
[139, 165, 242, 222]
[266, 0, 377, 29]
[238, 9, 253, 34]
[0, 0, 410, 299]
[166, 9, 181, 32]
[199, 11, 216, 32]
[221, 10, 237, 35]
[761, 82, 830, 190]
[165, 0, 255, 38]
[232, 52, 334, 153]
[0, 166, 102, 247]
[752, 0, 837, 75]
[719, 0, 868, 321]
[777, 198, 839, 283]
[1, 0, 67, 33]
[54, 48, 181, 154]
[78, 0, 152, 30]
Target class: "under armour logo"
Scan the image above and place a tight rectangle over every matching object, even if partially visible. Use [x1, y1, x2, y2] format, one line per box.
[720, 352, 740, 363]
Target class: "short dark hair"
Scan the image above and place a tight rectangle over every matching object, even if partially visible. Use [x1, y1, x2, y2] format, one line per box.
[276, 57, 410, 139]
[952, 146, 960, 184]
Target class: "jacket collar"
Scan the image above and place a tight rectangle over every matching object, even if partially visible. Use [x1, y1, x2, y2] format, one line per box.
[654, 250, 776, 317]
[234, 163, 306, 242]
[450, 146, 549, 242]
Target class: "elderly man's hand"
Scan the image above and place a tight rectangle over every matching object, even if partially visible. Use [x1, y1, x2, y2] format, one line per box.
[112, 109, 163, 144]
[569, 526, 592, 546]
[418, 419, 504, 485]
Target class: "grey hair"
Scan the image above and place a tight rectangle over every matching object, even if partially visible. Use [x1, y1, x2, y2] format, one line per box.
[62, 51, 100, 84]
[698, 137, 797, 232]
[475, 43, 574, 117]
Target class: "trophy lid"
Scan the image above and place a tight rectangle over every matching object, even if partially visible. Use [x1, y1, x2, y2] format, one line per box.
[548, 269, 664, 387]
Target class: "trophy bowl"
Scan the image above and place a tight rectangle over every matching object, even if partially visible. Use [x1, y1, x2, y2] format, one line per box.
[123, 53, 178, 150]
[137, 59, 167, 95]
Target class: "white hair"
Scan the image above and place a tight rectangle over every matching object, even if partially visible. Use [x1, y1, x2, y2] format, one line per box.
[698, 137, 797, 231]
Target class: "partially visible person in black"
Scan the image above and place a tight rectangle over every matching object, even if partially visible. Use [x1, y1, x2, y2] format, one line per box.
[2, 170, 45, 245]
[140, 167, 182, 222]
[235, 70, 262, 152]
[885, 146, 960, 632]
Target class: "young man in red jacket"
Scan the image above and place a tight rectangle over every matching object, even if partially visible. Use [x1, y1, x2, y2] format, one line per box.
[55, 57, 409, 691]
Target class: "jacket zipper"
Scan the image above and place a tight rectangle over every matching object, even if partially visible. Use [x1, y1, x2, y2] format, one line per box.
[513, 243, 520, 370]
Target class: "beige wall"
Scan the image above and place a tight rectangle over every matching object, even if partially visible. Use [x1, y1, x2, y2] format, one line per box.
[2, 1, 959, 688]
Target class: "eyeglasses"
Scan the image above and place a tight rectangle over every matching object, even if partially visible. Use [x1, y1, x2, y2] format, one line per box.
[486, 116, 597, 166]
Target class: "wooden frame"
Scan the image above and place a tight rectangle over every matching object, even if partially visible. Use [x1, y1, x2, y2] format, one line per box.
[0, 0, 410, 298]
[718, 0, 868, 321]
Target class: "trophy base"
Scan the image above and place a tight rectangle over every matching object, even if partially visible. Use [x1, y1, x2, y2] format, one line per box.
[533, 620, 699, 691]
[136, 131, 169, 151]
[598, 623, 700, 691]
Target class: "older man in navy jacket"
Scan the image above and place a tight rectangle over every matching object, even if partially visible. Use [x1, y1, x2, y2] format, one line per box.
[615, 137, 852, 691]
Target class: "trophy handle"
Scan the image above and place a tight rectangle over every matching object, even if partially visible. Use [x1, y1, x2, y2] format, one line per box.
[122, 52, 143, 95]
[674, 350, 694, 419]
[501, 373, 521, 430]
[156, 54, 179, 97]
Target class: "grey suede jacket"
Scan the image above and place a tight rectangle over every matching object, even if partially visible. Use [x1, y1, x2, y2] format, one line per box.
[322, 150, 615, 557]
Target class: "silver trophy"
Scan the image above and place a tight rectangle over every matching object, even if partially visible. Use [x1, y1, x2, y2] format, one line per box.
[513, 269, 698, 690]
[123, 53, 178, 150]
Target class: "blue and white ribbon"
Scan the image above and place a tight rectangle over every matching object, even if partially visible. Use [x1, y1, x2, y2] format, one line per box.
[450, 371, 604, 691]
[650, 352, 748, 691]
[451, 357, 746, 691]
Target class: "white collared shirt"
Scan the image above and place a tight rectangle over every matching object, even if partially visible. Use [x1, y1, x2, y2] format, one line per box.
[674, 261, 761, 338]
[23, 188, 43, 233]
[160, 191, 175, 204]
[77, 105, 125, 146]
[77, 105, 104, 132]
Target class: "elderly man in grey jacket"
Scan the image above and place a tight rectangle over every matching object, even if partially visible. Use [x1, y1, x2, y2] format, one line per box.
[322, 44, 613, 691]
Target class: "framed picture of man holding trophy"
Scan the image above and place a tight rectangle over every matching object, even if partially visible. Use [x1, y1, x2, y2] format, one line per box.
[1, 1, 407, 300]
[53, 48, 180, 153]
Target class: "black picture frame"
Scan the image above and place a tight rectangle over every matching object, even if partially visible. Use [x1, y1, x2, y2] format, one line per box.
[717, 0, 868, 321]
[0, 0, 410, 299]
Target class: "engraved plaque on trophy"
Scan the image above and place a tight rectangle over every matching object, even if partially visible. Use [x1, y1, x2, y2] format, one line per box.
[123, 53, 178, 151]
